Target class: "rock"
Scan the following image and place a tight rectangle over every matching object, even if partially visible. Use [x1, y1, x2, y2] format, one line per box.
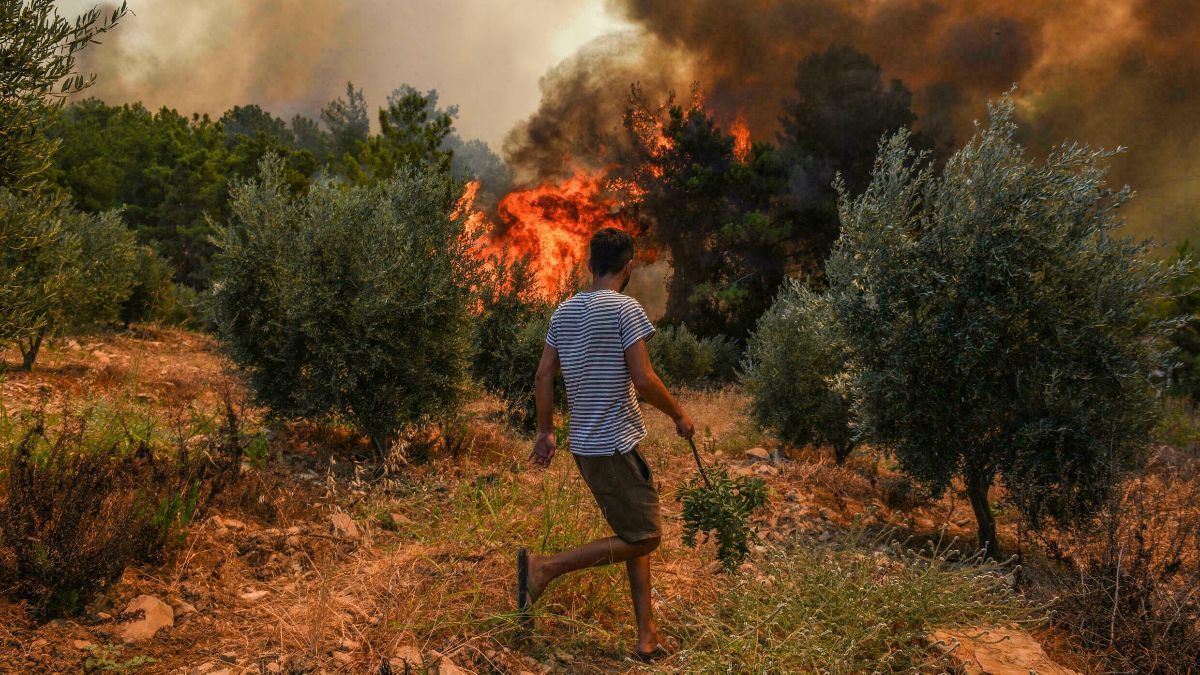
[393, 645, 423, 667]
[240, 589, 270, 602]
[72, 640, 94, 650]
[332, 651, 354, 665]
[744, 447, 771, 462]
[338, 638, 360, 652]
[330, 513, 359, 540]
[389, 512, 412, 528]
[752, 463, 780, 477]
[193, 662, 215, 674]
[120, 594, 174, 642]
[429, 650, 468, 675]
[553, 649, 574, 663]
[930, 628, 1079, 675]
[220, 517, 246, 530]
[170, 599, 197, 617]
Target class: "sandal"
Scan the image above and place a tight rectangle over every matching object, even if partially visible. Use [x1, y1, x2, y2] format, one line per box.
[633, 644, 668, 663]
[516, 547, 530, 615]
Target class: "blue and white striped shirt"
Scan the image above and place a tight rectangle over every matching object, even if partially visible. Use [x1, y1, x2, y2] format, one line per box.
[546, 290, 656, 456]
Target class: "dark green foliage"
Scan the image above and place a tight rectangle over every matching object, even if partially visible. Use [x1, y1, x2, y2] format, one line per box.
[0, 401, 244, 620]
[744, 279, 856, 463]
[473, 256, 563, 431]
[626, 91, 789, 341]
[0, 192, 136, 368]
[678, 467, 768, 571]
[826, 95, 1178, 555]
[0, 0, 126, 195]
[648, 324, 738, 388]
[212, 156, 482, 449]
[120, 245, 188, 326]
[1159, 241, 1200, 399]
[356, 86, 455, 183]
[47, 99, 317, 286]
[321, 81, 370, 163]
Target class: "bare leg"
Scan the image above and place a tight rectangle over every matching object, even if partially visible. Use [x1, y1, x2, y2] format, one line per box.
[527, 536, 660, 602]
[626, 554, 661, 653]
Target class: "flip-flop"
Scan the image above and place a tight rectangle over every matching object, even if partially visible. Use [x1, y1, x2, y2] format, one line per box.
[516, 547, 530, 615]
[633, 645, 668, 663]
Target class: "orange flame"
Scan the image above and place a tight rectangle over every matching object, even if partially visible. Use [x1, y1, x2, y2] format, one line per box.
[482, 170, 635, 297]
[731, 115, 751, 162]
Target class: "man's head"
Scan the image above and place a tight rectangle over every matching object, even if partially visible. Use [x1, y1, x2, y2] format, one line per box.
[589, 227, 635, 290]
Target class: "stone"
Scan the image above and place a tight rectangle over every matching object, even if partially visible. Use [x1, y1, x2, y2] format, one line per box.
[338, 638, 360, 652]
[429, 650, 468, 675]
[193, 662, 214, 673]
[393, 645, 423, 666]
[240, 590, 270, 602]
[930, 628, 1079, 675]
[170, 599, 197, 617]
[744, 447, 771, 462]
[330, 513, 359, 540]
[751, 462, 780, 477]
[220, 517, 246, 530]
[119, 595, 174, 642]
[390, 512, 413, 528]
[332, 651, 354, 665]
[72, 640, 94, 650]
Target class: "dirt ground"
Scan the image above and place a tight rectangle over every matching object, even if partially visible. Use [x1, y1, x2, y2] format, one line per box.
[0, 328, 1115, 673]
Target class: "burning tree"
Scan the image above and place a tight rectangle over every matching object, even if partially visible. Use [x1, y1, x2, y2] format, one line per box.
[624, 87, 789, 340]
[826, 96, 1178, 556]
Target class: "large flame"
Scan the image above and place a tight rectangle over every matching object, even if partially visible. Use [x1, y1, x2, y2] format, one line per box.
[472, 170, 638, 297]
[731, 115, 751, 162]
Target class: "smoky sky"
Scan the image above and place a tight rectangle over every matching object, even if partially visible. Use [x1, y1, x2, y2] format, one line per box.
[505, 0, 1199, 242]
[59, 0, 1200, 243]
[59, 0, 628, 148]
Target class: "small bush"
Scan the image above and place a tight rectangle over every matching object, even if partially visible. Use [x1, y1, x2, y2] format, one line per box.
[676, 536, 1034, 672]
[678, 467, 768, 571]
[649, 324, 738, 388]
[0, 400, 244, 620]
[473, 256, 564, 431]
[213, 156, 481, 449]
[120, 245, 188, 327]
[1048, 474, 1200, 672]
[743, 279, 856, 462]
[1156, 396, 1200, 457]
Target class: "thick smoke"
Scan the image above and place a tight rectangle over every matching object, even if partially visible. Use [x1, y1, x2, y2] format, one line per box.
[505, 0, 1200, 242]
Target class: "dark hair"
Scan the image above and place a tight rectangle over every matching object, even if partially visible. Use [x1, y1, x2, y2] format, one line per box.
[589, 227, 635, 276]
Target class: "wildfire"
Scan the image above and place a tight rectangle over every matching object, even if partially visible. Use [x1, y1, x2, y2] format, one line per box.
[470, 170, 639, 297]
[731, 115, 751, 162]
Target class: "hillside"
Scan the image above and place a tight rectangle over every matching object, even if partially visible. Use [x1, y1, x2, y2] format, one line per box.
[0, 328, 1148, 673]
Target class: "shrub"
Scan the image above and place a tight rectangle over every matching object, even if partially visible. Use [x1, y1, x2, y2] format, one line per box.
[0, 191, 136, 368]
[1158, 241, 1200, 399]
[826, 95, 1179, 556]
[743, 279, 856, 462]
[0, 400, 244, 619]
[120, 245, 178, 326]
[212, 156, 482, 450]
[473, 256, 563, 431]
[676, 535, 1034, 672]
[678, 466, 768, 571]
[1047, 472, 1200, 672]
[648, 323, 739, 388]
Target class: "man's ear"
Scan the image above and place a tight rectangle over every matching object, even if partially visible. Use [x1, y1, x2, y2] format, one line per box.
[624, 259, 634, 276]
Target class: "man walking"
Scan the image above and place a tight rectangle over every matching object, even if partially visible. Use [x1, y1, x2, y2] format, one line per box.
[517, 227, 694, 662]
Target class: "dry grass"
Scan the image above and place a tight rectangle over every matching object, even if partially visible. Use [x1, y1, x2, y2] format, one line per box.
[0, 332, 1058, 673]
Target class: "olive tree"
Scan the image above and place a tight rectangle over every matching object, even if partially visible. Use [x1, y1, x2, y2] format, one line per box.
[1, 0, 126, 194]
[212, 156, 483, 450]
[1, 192, 136, 369]
[744, 279, 856, 463]
[826, 96, 1178, 556]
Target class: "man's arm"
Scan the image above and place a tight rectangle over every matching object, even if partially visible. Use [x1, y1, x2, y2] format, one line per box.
[530, 344, 561, 467]
[625, 338, 695, 439]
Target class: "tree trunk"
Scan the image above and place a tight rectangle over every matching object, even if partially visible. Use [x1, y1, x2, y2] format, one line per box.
[965, 467, 1000, 558]
[834, 441, 854, 465]
[18, 331, 45, 371]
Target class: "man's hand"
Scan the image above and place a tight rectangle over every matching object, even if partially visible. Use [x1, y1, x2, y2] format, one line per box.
[530, 432, 557, 467]
[674, 413, 695, 440]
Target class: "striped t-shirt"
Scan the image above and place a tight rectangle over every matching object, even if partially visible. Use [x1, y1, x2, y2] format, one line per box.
[546, 290, 656, 456]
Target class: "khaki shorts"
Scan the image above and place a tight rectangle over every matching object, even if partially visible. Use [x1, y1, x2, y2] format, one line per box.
[573, 448, 662, 544]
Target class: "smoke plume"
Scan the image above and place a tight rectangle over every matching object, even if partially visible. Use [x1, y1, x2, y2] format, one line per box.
[504, 0, 1200, 242]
